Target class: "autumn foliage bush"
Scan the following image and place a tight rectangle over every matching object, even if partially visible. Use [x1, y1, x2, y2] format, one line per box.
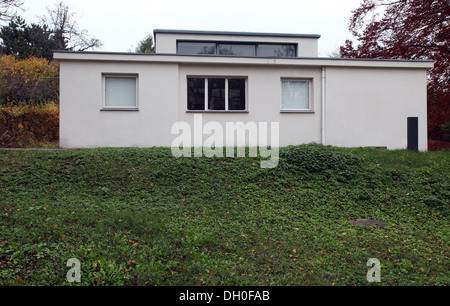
[0, 54, 59, 147]
[0, 54, 59, 103]
[0, 102, 59, 148]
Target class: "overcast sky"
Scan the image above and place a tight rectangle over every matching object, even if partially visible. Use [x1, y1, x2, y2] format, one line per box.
[18, 0, 363, 56]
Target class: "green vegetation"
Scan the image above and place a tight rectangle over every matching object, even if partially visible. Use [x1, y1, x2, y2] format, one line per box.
[0, 144, 448, 286]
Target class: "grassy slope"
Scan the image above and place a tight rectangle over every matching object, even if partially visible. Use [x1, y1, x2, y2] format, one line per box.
[0, 145, 448, 286]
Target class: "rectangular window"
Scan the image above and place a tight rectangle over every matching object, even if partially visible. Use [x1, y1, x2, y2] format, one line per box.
[281, 80, 310, 110]
[187, 77, 247, 111]
[208, 78, 226, 110]
[228, 79, 246, 110]
[178, 42, 216, 55]
[103, 75, 138, 109]
[218, 44, 256, 56]
[259, 44, 296, 57]
[177, 41, 297, 58]
[187, 78, 206, 110]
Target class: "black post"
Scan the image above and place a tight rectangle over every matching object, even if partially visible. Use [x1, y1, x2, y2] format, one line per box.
[407, 117, 418, 152]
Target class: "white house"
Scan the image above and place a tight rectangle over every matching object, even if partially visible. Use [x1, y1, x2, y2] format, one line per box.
[54, 29, 433, 151]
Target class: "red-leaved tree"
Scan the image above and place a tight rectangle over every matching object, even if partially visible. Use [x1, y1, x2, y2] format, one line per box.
[340, 0, 449, 149]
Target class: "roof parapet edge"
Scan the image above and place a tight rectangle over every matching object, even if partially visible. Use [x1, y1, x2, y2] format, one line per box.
[153, 29, 321, 39]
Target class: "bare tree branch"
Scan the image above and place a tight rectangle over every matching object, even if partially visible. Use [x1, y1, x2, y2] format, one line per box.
[0, 0, 24, 23]
[39, 1, 102, 51]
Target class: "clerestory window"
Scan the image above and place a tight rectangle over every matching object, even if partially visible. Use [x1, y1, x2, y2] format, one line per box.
[178, 41, 297, 58]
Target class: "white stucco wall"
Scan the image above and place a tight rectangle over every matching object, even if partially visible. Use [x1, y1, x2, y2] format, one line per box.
[177, 64, 322, 147]
[325, 67, 428, 150]
[55, 52, 432, 151]
[59, 60, 179, 148]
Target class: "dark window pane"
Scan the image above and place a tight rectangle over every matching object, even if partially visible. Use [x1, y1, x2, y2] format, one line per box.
[178, 42, 216, 55]
[187, 78, 205, 110]
[208, 78, 225, 110]
[218, 44, 255, 56]
[228, 79, 246, 110]
[258, 44, 296, 57]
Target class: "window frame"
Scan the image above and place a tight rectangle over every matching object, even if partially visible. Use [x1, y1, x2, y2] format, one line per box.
[186, 76, 248, 113]
[177, 40, 298, 58]
[280, 78, 313, 113]
[102, 74, 139, 111]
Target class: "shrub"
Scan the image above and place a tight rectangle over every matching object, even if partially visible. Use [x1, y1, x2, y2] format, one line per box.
[428, 139, 450, 151]
[0, 54, 59, 104]
[0, 102, 59, 147]
[276, 143, 364, 180]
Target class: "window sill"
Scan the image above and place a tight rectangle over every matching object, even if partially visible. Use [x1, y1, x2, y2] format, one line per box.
[280, 110, 314, 113]
[186, 110, 249, 113]
[101, 108, 139, 111]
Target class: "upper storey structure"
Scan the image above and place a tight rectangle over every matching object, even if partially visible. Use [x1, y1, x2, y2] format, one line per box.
[153, 29, 320, 58]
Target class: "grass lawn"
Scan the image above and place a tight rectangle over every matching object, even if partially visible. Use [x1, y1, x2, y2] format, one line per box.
[0, 144, 448, 286]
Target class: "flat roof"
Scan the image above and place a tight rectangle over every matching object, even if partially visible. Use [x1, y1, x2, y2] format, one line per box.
[53, 50, 434, 69]
[153, 29, 321, 39]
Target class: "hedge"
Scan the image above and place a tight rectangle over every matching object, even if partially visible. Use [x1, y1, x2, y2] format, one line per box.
[0, 103, 59, 148]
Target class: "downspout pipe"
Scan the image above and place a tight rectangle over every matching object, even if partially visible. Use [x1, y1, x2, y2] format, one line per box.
[321, 67, 326, 145]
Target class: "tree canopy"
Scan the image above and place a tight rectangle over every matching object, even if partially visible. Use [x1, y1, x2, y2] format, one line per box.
[0, 16, 58, 60]
[135, 34, 155, 53]
[0, 1, 102, 59]
[39, 1, 102, 51]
